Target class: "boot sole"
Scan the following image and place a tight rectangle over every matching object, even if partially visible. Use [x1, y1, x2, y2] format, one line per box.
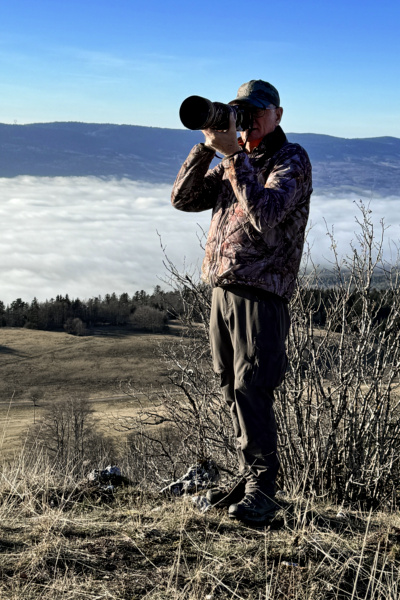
[228, 510, 276, 524]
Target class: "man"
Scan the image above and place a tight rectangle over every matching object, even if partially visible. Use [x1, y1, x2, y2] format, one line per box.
[171, 80, 312, 523]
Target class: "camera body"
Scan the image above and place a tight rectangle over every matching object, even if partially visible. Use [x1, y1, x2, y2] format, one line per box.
[179, 95, 253, 131]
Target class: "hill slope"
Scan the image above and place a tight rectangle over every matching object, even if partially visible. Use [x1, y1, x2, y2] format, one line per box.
[1, 122, 399, 195]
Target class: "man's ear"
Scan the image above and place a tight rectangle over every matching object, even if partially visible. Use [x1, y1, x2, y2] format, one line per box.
[276, 107, 283, 125]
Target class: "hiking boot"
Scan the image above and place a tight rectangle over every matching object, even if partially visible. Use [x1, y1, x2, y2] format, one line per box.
[206, 477, 246, 508]
[228, 490, 278, 523]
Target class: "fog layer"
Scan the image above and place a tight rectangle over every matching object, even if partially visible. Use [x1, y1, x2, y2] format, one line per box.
[1, 177, 398, 305]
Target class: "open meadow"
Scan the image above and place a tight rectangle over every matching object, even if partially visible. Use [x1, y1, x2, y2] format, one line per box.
[0, 326, 178, 458]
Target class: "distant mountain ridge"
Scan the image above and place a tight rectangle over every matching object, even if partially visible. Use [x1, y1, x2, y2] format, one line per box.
[1, 122, 399, 195]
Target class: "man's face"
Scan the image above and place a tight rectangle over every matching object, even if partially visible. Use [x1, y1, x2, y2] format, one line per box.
[245, 106, 283, 141]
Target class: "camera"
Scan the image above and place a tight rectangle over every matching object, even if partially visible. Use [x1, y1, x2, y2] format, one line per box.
[179, 95, 253, 131]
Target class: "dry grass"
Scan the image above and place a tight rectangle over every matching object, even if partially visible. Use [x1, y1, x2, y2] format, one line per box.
[0, 326, 176, 400]
[0, 326, 180, 458]
[1, 454, 400, 599]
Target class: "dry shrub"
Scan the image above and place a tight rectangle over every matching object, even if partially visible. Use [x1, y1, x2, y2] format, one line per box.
[129, 305, 168, 332]
[277, 205, 400, 506]
[124, 204, 400, 505]
[63, 317, 87, 336]
[26, 395, 116, 474]
[118, 278, 237, 484]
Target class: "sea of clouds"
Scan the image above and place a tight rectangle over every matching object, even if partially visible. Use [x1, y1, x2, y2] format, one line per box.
[1, 176, 399, 305]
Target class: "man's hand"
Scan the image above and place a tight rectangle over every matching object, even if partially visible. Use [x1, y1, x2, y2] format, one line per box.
[202, 111, 241, 157]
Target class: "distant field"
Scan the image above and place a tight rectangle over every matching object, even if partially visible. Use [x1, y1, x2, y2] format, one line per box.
[0, 325, 181, 457]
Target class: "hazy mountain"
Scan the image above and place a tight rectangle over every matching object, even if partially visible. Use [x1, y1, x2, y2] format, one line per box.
[1, 122, 399, 195]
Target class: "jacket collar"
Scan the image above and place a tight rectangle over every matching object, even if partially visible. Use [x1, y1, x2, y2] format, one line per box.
[250, 125, 287, 160]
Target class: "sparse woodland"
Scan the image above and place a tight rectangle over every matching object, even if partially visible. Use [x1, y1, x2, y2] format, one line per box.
[1, 204, 400, 599]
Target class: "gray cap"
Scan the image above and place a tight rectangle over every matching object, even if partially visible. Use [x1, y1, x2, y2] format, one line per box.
[230, 80, 280, 108]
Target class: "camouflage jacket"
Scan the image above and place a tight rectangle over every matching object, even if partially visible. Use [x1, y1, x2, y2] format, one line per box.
[171, 126, 312, 301]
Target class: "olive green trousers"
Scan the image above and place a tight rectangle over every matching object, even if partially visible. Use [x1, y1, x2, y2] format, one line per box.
[210, 285, 290, 496]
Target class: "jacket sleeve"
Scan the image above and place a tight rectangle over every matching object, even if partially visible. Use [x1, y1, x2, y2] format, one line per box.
[171, 143, 224, 213]
[222, 145, 312, 232]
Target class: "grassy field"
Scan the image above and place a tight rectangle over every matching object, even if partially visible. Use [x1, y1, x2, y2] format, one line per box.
[0, 326, 179, 458]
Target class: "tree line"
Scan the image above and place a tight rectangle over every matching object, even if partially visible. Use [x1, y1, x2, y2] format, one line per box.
[0, 284, 397, 334]
[0, 286, 185, 333]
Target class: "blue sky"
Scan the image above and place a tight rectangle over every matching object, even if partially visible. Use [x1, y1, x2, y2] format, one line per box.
[1, 0, 399, 137]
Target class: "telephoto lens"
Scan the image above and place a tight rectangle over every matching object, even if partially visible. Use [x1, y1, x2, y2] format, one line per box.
[179, 96, 252, 131]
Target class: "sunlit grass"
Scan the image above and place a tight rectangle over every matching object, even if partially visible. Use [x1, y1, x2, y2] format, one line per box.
[1, 451, 400, 599]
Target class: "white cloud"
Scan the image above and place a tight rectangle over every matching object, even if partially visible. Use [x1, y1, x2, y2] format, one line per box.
[0, 177, 399, 305]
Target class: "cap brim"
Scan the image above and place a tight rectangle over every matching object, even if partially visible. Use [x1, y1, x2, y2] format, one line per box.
[228, 97, 266, 109]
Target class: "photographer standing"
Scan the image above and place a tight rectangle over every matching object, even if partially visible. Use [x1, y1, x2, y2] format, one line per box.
[171, 80, 312, 523]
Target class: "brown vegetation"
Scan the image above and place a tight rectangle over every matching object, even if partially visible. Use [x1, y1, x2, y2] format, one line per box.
[1, 455, 400, 599]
